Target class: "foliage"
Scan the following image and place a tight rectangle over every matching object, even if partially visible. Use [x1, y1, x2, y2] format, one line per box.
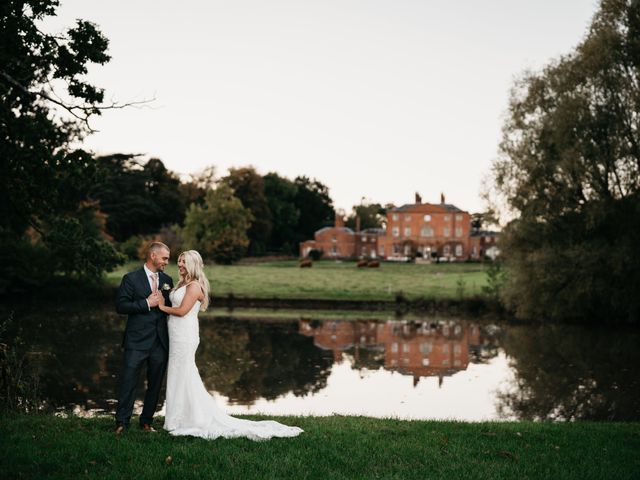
[0, 0, 123, 287]
[345, 201, 385, 230]
[0, 314, 41, 413]
[118, 235, 144, 261]
[178, 165, 216, 207]
[263, 172, 300, 254]
[490, 0, 640, 322]
[293, 176, 335, 242]
[181, 184, 253, 264]
[221, 167, 272, 256]
[91, 154, 185, 241]
[482, 260, 506, 303]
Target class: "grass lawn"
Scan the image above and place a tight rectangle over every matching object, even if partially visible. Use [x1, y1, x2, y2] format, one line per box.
[2, 414, 638, 479]
[106, 260, 489, 301]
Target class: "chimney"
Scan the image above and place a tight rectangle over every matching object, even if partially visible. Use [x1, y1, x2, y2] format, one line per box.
[440, 192, 445, 204]
[355, 215, 361, 232]
[335, 213, 344, 228]
[415, 192, 422, 204]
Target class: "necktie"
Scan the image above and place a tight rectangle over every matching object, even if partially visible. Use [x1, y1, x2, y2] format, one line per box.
[151, 273, 158, 294]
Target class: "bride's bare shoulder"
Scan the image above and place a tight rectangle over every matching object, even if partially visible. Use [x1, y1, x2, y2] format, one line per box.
[185, 281, 205, 299]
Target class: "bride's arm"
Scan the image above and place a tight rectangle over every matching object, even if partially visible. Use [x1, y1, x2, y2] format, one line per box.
[159, 283, 203, 317]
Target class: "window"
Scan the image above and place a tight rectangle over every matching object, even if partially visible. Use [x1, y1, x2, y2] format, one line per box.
[423, 214, 431, 221]
[332, 235, 336, 242]
[455, 214, 463, 221]
[391, 343, 398, 353]
[421, 226, 434, 237]
[392, 214, 399, 221]
[485, 236, 492, 242]
[393, 244, 400, 254]
[402, 344, 410, 353]
[442, 344, 449, 354]
[443, 245, 450, 255]
[420, 342, 432, 354]
[392, 227, 399, 237]
[455, 245, 463, 257]
[404, 244, 411, 255]
[444, 215, 451, 221]
[379, 246, 385, 256]
[443, 227, 451, 236]
[404, 227, 411, 237]
[404, 215, 411, 222]
[362, 247, 367, 256]
[331, 246, 337, 254]
[422, 358, 430, 366]
[454, 344, 461, 356]
[455, 227, 463, 237]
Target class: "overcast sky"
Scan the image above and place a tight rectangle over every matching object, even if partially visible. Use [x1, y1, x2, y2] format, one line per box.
[43, 0, 599, 214]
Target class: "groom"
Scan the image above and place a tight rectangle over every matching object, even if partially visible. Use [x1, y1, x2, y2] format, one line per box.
[114, 241, 174, 433]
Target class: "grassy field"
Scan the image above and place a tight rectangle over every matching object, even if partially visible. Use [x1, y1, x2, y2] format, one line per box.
[2, 414, 638, 479]
[106, 260, 489, 301]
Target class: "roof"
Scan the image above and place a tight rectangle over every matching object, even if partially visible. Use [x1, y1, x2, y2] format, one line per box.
[314, 226, 355, 235]
[389, 202, 465, 214]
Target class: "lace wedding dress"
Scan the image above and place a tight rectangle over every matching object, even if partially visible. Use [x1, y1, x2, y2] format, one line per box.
[163, 285, 303, 440]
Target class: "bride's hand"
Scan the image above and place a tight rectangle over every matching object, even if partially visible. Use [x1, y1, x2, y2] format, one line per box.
[157, 292, 166, 308]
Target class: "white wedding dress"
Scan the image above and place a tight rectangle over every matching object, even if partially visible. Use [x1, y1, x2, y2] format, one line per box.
[163, 285, 303, 440]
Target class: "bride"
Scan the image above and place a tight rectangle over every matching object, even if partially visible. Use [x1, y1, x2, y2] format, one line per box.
[158, 250, 303, 441]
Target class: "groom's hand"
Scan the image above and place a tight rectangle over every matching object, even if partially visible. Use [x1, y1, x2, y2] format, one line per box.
[147, 292, 160, 308]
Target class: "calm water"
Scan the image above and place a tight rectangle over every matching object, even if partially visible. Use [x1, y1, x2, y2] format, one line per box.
[4, 302, 640, 421]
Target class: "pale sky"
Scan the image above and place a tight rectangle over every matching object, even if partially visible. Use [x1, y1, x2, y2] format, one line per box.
[43, 0, 598, 214]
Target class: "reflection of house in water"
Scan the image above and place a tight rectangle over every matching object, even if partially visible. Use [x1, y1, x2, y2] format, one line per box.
[299, 319, 494, 386]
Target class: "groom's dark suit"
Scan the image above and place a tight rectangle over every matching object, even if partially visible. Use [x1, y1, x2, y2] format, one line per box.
[114, 267, 173, 428]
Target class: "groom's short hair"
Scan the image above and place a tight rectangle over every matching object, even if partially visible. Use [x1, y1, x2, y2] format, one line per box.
[146, 241, 170, 259]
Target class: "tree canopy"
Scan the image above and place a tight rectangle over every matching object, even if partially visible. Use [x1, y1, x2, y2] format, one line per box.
[181, 184, 253, 264]
[0, 0, 123, 288]
[221, 167, 272, 256]
[490, 0, 640, 323]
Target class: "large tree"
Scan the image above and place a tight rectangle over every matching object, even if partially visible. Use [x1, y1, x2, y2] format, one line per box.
[263, 172, 300, 254]
[221, 167, 272, 256]
[181, 184, 253, 264]
[293, 176, 335, 243]
[91, 154, 185, 241]
[0, 0, 123, 288]
[345, 201, 385, 230]
[490, 0, 640, 322]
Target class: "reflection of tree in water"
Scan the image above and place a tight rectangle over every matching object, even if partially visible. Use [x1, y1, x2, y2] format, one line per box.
[498, 324, 640, 421]
[2, 302, 124, 412]
[197, 317, 333, 405]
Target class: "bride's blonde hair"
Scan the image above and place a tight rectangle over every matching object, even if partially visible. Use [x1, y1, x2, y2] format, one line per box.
[177, 250, 210, 311]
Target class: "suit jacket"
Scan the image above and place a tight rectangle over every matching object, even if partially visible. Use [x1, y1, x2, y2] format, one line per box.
[115, 267, 174, 350]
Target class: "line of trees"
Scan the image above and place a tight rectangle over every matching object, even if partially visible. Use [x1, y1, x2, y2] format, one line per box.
[89, 156, 337, 264]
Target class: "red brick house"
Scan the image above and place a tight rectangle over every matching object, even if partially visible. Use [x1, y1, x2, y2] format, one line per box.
[299, 193, 497, 261]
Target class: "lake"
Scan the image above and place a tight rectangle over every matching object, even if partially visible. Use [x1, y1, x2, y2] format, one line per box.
[3, 301, 639, 421]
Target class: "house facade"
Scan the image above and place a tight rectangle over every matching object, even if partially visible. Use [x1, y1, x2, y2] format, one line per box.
[300, 193, 497, 261]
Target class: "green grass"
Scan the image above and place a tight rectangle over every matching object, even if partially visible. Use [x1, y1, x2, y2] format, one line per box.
[2, 414, 639, 479]
[107, 260, 489, 301]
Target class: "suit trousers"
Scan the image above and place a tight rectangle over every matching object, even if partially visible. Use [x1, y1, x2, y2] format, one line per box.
[115, 337, 168, 427]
